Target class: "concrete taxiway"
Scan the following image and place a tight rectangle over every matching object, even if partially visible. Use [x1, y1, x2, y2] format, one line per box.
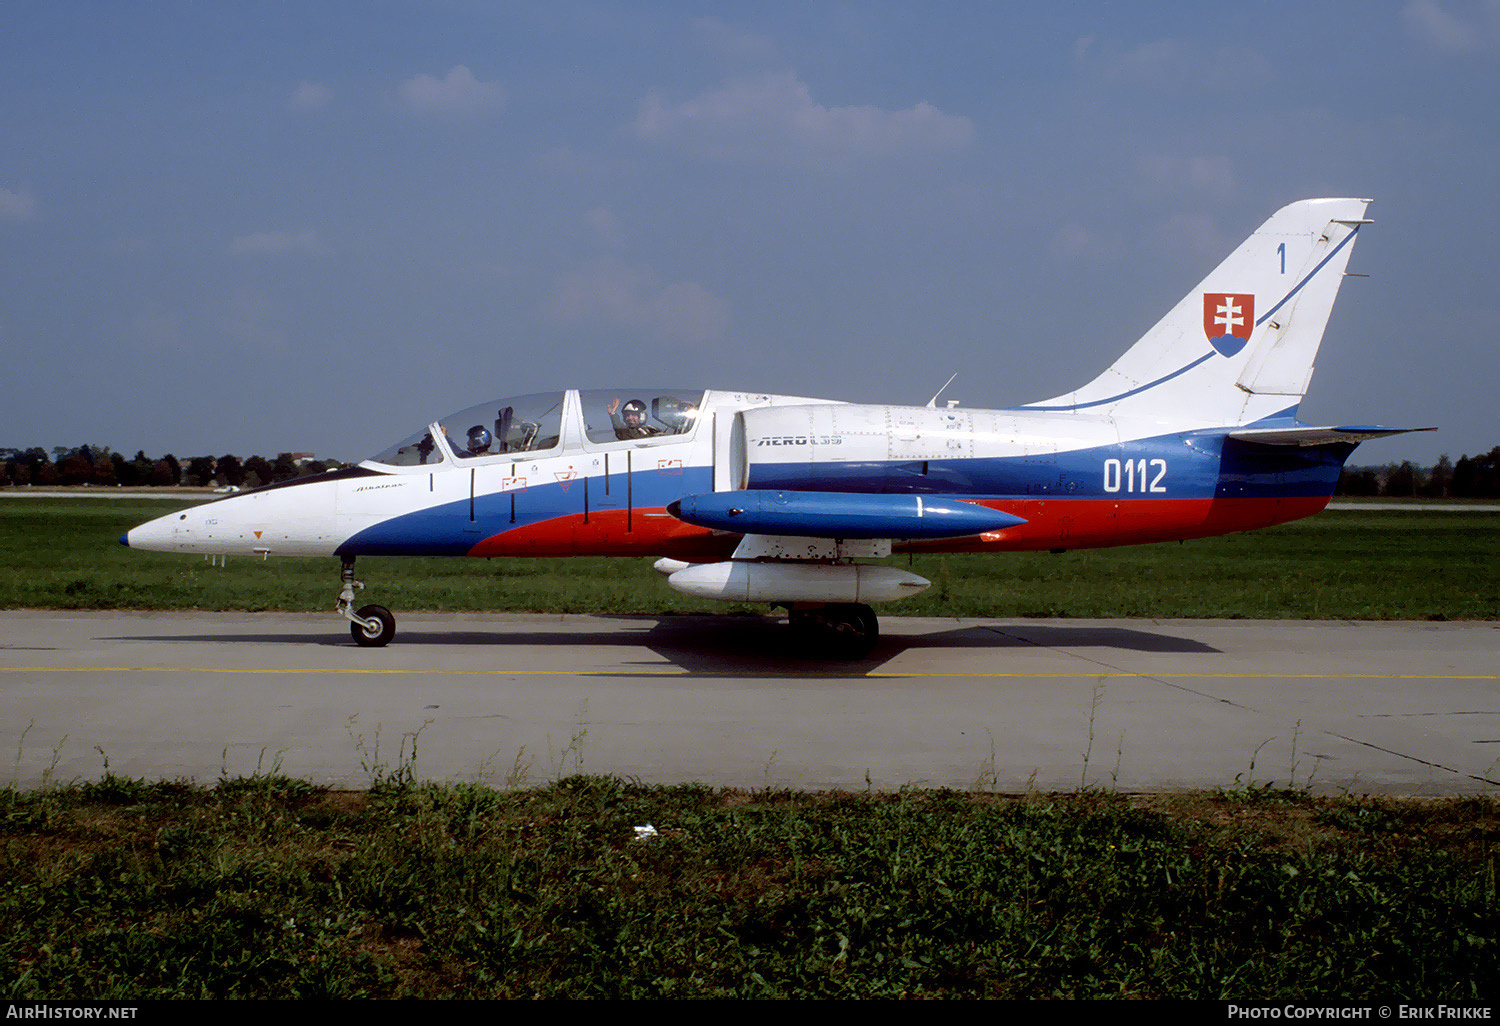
[2, 610, 1496, 794]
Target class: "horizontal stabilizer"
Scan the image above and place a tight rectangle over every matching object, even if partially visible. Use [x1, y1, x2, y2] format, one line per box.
[667, 490, 1025, 539]
[1226, 425, 1437, 447]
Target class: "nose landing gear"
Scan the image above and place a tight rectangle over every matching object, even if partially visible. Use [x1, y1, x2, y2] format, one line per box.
[338, 557, 396, 647]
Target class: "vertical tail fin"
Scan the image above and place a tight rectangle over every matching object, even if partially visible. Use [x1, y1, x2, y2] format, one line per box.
[1029, 198, 1372, 426]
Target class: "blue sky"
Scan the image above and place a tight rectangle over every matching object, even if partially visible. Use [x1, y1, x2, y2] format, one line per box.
[2, 1, 1496, 466]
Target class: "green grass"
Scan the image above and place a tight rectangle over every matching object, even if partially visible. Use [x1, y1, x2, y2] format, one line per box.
[2, 776, 1495, 999]
[898, 509, 1500, 620]
[2, 497, 1497, 618]
[5, 500, 1496, 998]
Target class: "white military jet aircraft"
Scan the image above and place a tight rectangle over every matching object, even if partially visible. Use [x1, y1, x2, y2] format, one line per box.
[123, 198, 1427, 656]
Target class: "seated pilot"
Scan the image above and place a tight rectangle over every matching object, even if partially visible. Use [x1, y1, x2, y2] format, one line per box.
[613, 399, 660, 440]
[464, 425, 493, 457]
[415, 432, 437, 464]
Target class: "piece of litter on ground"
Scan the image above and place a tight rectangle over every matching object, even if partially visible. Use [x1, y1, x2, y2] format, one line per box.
[633, 824, 659, 840]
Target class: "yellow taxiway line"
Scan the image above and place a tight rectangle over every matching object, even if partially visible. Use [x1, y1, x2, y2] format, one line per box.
[3, 666, 1497, 680]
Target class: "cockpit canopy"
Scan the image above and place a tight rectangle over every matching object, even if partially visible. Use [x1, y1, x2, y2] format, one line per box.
[367, 389, 703, 467]
[578, 389, 700, 445]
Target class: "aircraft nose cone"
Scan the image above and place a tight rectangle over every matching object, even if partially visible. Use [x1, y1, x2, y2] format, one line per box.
[121, 510, 185, 552]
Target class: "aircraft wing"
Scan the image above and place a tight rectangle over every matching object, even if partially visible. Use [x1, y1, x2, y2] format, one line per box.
[1225, 425, 1437, 447]
[662, 491, 1026, 608]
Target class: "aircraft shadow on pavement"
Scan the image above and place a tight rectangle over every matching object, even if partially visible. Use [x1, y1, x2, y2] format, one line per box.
[99, 614, 1218, 677]
[620, 616, 1220, 676]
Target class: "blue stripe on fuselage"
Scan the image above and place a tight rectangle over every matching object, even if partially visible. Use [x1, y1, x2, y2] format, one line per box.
[337, 464, 714, 556]
[745, 428, 1352, 501]
[1213, 437, 1354, 499]
[337, 424, 1354, 556]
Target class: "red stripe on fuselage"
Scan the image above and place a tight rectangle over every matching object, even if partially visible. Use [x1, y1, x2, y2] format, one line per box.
[462, 495, 1330, 559]
[465, 507, 737, 560]
[898, 495, 1332, 553]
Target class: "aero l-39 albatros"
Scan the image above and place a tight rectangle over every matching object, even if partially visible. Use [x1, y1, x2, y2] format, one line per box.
[124, 198, 1428, 656]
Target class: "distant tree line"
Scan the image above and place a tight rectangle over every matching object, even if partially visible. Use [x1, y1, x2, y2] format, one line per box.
[6, 443, 1499, 498]
[1336, 448, 1500, 498]
[0, 446, 343, 489]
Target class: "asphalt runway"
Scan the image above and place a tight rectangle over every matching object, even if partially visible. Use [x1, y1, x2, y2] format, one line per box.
[3, 610, 1497, 794]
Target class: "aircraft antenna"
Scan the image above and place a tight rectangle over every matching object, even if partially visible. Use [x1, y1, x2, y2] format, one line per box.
[926, 372, 959, 409]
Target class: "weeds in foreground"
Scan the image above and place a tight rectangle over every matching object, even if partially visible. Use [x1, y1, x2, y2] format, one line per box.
[1080, 678, 1106, 790]
[972, 729, 997, 793]
[1, 778, 1495, 1000]
[546, 699, 590, 780]
[347, 716, 431, 792]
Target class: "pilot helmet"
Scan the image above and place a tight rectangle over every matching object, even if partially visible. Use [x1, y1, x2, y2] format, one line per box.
[622, 399, 647, 425]
[466, 425, 493, 453]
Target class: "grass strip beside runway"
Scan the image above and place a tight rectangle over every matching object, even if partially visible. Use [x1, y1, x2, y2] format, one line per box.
[2, 497, 1497, 619]
[2, 775, 1495, 999]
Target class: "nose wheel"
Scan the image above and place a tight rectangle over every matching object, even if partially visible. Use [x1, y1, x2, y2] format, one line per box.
[338, 558, 397, 647]
[351, 604, 395, 647]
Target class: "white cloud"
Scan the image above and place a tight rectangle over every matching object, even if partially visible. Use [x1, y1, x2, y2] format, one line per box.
[130, 309, 184, 353]
[1402, 0, 1497, 53]
[587, 207, 625, 249]
[1152, 213, 1233, 263]
[0, 186, 37, 221]
[1138, 154, 1236, 197]
[288, 80, 334, 111]
[1073, 35, 1274, 91]
[1048, 222, 1121, 262]
[690, 17, 776, 64]
[631, 71, 975, 165]
[220, 286, 289, 354]
[548, 256, 729, 346]
[229, 229, 326, 256]
[398, 65, 505, 117]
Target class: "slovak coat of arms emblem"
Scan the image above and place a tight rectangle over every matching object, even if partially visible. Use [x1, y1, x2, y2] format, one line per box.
[1203, 293, 1254, 356]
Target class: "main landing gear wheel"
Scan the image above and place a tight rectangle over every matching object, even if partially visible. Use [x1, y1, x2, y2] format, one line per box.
[788, 602, 879, 660]
[351, 604, 395, 648]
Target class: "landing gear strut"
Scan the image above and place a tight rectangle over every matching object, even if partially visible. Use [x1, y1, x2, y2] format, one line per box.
[787, 602, 879, 659]
[338, 557, 395, 647]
